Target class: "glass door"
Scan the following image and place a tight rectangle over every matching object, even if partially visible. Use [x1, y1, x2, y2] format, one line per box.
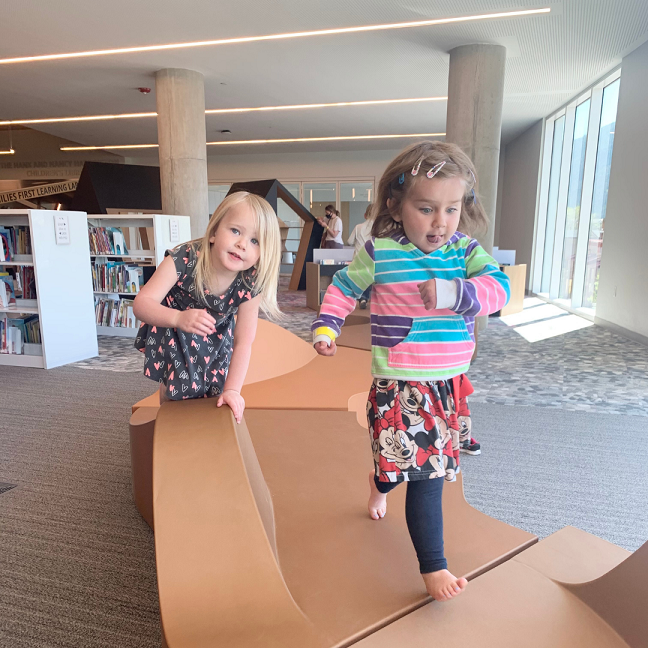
[340, 182, 373, 246]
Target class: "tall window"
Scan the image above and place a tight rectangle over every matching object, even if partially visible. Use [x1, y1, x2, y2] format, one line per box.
[541, 116, 565, 293]
[533, 71, 621, 315]
[582, 79, 620, 308]
[558, 99, 590, 300]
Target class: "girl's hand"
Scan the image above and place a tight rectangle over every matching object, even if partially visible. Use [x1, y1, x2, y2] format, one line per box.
[314, 340, 337, 356]
[176, 309, 216, 336]
[418, 279, 438, 310]
[217, 389, 245, 423]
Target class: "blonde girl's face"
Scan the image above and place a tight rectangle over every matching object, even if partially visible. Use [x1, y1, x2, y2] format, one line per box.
[208, 201, 261, 274]
[391, 176, 465, 253]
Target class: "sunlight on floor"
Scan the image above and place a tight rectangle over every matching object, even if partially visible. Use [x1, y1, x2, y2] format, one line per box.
[500, 303, 566, 327]
[499, 297, 594, 342]
[513, 313, 593, 342]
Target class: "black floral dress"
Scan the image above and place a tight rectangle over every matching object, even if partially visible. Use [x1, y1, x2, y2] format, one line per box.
[134, 241, 257, 400]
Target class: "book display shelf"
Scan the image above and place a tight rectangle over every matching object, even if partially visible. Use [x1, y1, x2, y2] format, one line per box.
[87, 214, 191, 338]
[0, 209, 98, 369]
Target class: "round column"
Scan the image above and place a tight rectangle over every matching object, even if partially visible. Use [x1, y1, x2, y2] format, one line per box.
[445, 44, 506, 255]
[155, 68, 209, 239]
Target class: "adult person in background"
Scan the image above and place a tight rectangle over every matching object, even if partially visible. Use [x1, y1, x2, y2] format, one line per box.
[347, 203, 374, 308]
[318, 205, 344, 249]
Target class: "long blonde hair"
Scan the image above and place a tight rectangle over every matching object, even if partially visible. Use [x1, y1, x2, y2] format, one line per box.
[372, 141, 489, 239]
[194, 191, 282, 319]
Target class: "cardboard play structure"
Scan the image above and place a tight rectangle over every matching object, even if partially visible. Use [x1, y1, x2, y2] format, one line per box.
[129, 319, 648, 648]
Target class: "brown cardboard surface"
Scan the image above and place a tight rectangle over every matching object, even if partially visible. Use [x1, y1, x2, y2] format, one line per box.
[133, 318, 317, 413]
[128, 407, 158, 528]
[355, 526, 648, 648]
[566, 540, 648, 648]
[513, 526, 648, 647]
[336, 323, 371, 351]
[513, 525, 630, 583]
[245, 409, 536, 647]
[242, 347, 372, 410]
[246, 318, 317, 384]
[153, 399, 324, 648]
[352, 558, 628, 648]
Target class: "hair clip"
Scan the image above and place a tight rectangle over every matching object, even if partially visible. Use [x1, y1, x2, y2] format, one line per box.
[398, 172, 405, 185]
[426, 161, 446, 179]
[411, 157, 423, 176]
[469, 168, 476, 186]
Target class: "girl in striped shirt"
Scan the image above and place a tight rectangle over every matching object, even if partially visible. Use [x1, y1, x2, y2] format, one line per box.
[312, 141, 510, 602]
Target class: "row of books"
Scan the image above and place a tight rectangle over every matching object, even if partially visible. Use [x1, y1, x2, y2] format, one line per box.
[95, 296, 138, 329]
[88, 226, 129, 256]
[0, 314, 41, 354]
[0, 226, 31, 262]
[92, 261, 143, 294]
[0, 267, 36, 301]
[0, 273, 16, 307]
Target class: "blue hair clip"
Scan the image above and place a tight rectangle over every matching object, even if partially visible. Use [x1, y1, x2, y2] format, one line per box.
[398, 172, 405, 185]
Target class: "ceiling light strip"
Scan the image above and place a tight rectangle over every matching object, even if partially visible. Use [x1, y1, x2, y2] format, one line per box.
[208, 133, 445, 145]
[60, 133, 445, 151]
[0, 112, 157, 126]
[1, 8, 550, 65]
[0, 97, 446, 126]
[0, 149, 16, 155]
[205, 96, 448, 115]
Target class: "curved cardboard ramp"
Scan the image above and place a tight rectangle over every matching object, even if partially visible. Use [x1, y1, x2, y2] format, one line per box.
[353, 526, 645, 648]
[244, 409, 536, 647]
[151, 399, 537, 648]
[132, 318, 317, 413]
[336, 323, 371, 351]
[153, 399, 324, 648]
[242, 346, 372, 410]
[246, 318, 317, 384]
[129, 406, 158, 528]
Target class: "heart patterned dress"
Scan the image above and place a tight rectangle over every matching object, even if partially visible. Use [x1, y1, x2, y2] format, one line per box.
[134, 241, 257, 400]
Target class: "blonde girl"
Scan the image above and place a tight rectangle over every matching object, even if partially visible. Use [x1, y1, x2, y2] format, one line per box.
[134, 191, 282, 422]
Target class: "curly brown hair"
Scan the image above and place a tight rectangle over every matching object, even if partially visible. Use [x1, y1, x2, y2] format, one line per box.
[371, 141, 489, 240]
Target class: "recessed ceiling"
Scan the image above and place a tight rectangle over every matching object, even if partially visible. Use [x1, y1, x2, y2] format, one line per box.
[1, 0, 647, 157]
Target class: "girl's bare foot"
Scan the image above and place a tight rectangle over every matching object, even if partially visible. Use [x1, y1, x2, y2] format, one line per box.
[368, 470, 387, 520]
[421, 570, 468, 601]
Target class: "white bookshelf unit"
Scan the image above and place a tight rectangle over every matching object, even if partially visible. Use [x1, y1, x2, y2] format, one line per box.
[0, 210, 98, 369]
[87, 214, 192, 338]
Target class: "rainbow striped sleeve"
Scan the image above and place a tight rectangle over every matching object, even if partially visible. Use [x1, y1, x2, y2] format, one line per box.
[451, 240, 510, 317]
[312, 239, 375, 340]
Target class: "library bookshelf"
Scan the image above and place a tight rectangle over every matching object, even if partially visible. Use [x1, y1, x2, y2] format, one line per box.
[87, 214, 191, 338]
[0, 210, 98, 369]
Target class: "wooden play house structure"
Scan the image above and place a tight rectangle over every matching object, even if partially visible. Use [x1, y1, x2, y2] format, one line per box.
[226, 179, 325, 290]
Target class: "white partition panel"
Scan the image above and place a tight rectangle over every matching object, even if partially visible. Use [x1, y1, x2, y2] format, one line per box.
[30, 210, 98, 368]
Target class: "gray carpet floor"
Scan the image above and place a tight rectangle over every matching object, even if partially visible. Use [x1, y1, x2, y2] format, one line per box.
[0, 366, 159, 648]
[1, 318, 648, 646]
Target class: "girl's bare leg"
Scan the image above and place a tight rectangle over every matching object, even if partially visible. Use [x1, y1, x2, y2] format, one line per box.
[368, 470, 387, 520]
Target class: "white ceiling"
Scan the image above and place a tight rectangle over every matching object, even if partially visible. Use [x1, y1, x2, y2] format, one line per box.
[1, 0, 647, 157]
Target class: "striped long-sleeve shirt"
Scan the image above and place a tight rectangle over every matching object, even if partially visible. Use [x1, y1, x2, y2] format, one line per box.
[312, 231, 510, 381]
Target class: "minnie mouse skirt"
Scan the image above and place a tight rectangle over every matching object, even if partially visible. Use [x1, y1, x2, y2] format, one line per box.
[367, 375, 473, 484]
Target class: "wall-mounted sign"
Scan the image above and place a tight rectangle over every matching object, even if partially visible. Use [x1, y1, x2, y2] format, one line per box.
[54, 214, 70, 245]
[0, 179, 79, 206]
[169, 218, 180, 242]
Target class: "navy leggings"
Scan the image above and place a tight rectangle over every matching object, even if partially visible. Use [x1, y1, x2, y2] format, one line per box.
[375, 476, 446, 574]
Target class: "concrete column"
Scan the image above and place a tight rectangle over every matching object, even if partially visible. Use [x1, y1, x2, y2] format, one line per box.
[445, 44, 506, 255]
[155, 68, 209, 239]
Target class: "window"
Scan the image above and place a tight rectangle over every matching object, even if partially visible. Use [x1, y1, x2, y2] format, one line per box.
[532, 71, 621, 315]
[558, 99, 590, 300]
[582, 79, 620, 309]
